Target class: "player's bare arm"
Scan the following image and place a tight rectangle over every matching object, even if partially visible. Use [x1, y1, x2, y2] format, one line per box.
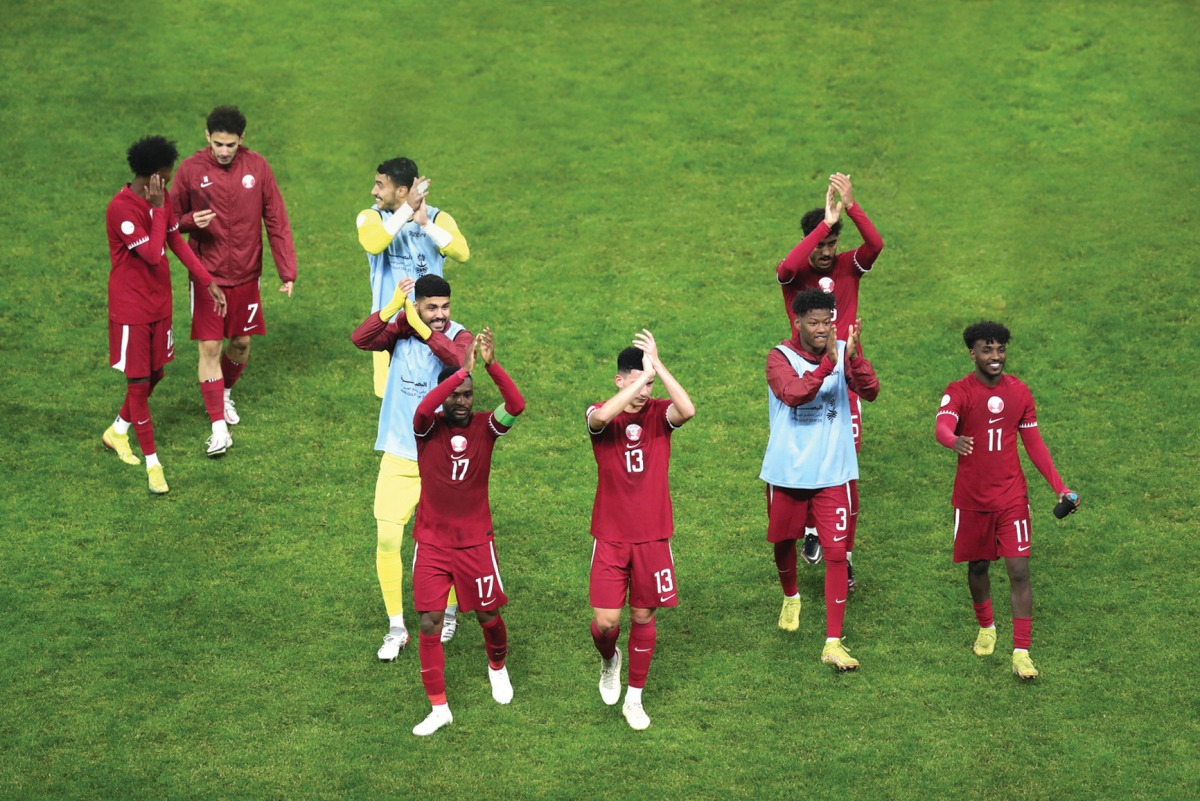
[830, 173, 854, 210]
[633, 329, 695, 426]
[589, 351, 656, 433]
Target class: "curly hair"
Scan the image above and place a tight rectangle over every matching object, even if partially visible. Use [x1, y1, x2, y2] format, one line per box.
[791, 288, 837, 319]
[206, 105, 247, 136]
[963, 321, 1011, 349]
[126, 136, 178, 177]
[801, 207, 842, 238]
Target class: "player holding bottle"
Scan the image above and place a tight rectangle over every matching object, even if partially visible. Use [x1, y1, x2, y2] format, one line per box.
[936, 321, 1077, 680]
[351, 275, 472, 660]
[762, 290, 879, 670]
[588, 331, 695, 731]
[172, 105, 297, 454]
[102, 135, 227, 494]
[409, 328, 525, 736]
[356, 157, 470, 398]
[776, 174, 884, 578]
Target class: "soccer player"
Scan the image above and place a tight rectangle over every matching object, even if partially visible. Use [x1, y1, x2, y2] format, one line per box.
[172, 105, 298, 454]
[351, 274, 472, 660]
[588, 331, 695, 731]
[356, 157, 470, 398]
[102, 135, 227, 494]
[409, 328, 525, 736]
[761, 290, 879, 670]
[775, 174, 885, 582]
[935, 321, 1078, 680]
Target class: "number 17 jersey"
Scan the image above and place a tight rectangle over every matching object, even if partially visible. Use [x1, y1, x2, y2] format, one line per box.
[588, 397, 678, 543]
[937, 373, 1037, 512]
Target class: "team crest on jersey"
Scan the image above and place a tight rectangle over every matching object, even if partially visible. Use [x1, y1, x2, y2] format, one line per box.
[121, 221, 135, 235]
[626, 424, 643, 443]
[451, 435, 468, 454]
[987, 396, 1005, 414]
[818, 276, 835, 294]
[242, 174, 256, 189]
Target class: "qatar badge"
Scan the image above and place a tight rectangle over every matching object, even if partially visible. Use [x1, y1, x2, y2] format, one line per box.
[451, 435, 468, 454]
[987, 396, 1005, 414]
[626, 424, 642, 443]
[818, 276, 835, 294]
[242, 174, 256, 189]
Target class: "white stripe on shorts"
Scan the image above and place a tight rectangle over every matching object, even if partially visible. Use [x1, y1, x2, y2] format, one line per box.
[112, 325, 129, 372]
[489, 541, 505, 593]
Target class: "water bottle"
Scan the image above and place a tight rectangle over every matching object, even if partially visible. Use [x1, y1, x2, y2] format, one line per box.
[1053, 492, 1079, 519]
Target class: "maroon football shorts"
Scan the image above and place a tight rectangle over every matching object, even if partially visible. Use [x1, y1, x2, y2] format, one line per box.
[191, 278, 265, 341]
[109, 318, 174, 378]
[412, 539, 508, 613]
[589, 538, 678, 610]
[766, 483, 855, 559]
[952, 502, 1033, 563]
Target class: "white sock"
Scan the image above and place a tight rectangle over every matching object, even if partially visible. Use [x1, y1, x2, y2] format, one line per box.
[113, 416, 131, 435]
[785, 592, 800, 600]
[145, 453, 161, 468]
[444, 603, 458, 620]
[1013, 648, 1029, 654]
[847, 551, 853, 563]
[389, 614, 406, 631]
[625, 686, 643, 705]
[223, 388, 232, 401]
[826, 637, 840, 643]
[211, 420, 229, 438]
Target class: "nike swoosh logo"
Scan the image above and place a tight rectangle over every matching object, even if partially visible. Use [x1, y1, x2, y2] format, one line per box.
[659, 594, 676, 603]
[633, 647, 652, 653]
[243, 325, 257, 332]
[420, 668, 434, 673]
[479, 598, 497, 607]
[835, 598, 846, 604]
[1018, 545, 1030, 552]
[137, 419, 150, 425]
[200, 179, 213, 188]
[989, 417, 1004, 424]
[833, 535, 847, 542]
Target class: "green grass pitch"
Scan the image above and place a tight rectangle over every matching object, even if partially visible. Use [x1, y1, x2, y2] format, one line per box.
[1, 1, 1197, 799]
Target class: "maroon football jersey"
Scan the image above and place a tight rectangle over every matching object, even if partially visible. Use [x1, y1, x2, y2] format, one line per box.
[588, 397, 677, 543]
[937, 373, 1038, 511]
[413, 411, 509, 548]
[106, 186, 180, 324]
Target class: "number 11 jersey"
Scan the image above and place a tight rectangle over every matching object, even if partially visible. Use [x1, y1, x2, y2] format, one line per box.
[937, 373, 1038, 512]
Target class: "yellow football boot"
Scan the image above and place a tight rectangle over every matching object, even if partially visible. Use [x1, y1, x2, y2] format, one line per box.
[102, 426, 140, 465]
[821, 638, 860, 671]
[973, 627, 997, 656]
[778, 597, 801, 632]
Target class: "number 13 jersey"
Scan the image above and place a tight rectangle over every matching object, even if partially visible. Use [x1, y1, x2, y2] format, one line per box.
[588, 397, 680, 543]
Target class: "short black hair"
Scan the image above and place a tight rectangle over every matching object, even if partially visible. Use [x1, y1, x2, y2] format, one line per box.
[414, 274, 451, 300]
[801, 207, 842, 238]
[792, 289, 837, 318]
[206, 105, 246, 136]
[438, 364, 463, 384]
[126, 136, 178, 177]
[617, 346, 644, 374]
[377, 157, 419, 189]
[963, 321, 1011, 350]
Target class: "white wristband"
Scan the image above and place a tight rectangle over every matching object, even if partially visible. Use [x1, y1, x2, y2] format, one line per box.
[422, 221, 453, 250]
[382, 203, 414, 237]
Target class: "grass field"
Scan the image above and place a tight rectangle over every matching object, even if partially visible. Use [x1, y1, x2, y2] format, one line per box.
[2, 1, 1198, 799]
